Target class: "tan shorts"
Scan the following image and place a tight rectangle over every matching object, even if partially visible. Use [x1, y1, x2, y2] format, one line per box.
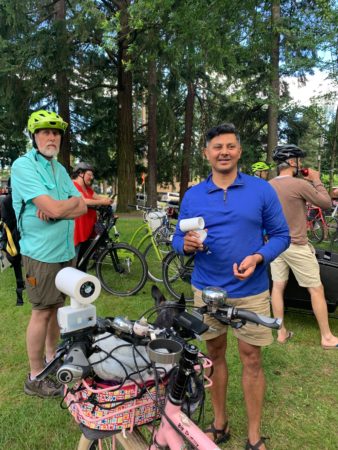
[193, 287, 273, 346]
[270, 243, 321, 288]
[23, 256, 76, 310]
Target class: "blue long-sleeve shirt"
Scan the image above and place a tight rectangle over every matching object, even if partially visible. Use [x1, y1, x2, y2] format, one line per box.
[172, 172, 290, 298]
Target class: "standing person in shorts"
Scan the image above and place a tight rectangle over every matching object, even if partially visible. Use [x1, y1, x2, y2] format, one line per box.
[11, 110, 87, 398]
[269, 144, 338, 349]
[172, 123, 290, 450]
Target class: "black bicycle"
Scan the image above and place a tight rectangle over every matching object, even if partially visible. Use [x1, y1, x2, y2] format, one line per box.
[76, 206, 148, 296]
[162, 250, 195, 301]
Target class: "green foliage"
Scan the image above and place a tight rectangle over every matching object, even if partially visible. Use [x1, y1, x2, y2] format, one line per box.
[0, 0, 337, 187]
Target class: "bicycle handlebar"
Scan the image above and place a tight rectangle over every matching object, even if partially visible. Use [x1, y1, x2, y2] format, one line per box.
[128, 204, 152, 211]
[206, 304, 282, 330]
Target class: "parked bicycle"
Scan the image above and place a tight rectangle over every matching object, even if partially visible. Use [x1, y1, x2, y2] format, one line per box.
[325, 200, 338, 239]
[306, 203, 338, 244]
[76, 205, 148, 296]
[128, 204, 176, 283]
[37, 270, 281, 450]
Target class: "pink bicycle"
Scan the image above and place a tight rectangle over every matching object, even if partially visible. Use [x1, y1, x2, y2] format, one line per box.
[38, 284, 281, 450]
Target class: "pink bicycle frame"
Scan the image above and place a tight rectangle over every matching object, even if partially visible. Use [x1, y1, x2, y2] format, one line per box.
[150, 400, 221, 450]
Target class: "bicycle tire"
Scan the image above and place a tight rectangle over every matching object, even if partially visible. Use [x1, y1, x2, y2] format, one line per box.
[77, 429, 148, 450]
[326, 217, 338, 240]
[144, 240, 172, 283]
[162, 251, 194, 302]
[307, 218, 324, 244]
[96, 243, 148, 296]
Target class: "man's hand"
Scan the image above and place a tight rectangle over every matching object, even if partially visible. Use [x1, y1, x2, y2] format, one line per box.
[302, 168, 321, 184]
[233, 254, 263, 280]
[36, 209, 52, 221]
[101, 197, 113, 206]
[183, 230, 205, 253]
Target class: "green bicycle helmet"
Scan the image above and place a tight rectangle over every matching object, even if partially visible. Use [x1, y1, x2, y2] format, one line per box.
[27, 110, 68, 135]
[251, 161, 270, 173]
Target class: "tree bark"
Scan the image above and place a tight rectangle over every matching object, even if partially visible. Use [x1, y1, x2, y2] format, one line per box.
[54, 0, 71, 172]
[146, 58, 158, 208]
[116, 1, 136, 212]
[267, 0, 280, 162]
[179, 82, 195, 199]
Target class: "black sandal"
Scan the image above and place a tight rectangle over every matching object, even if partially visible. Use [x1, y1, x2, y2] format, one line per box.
[205, 421, 230, 444]
[245, 437, 268, 450]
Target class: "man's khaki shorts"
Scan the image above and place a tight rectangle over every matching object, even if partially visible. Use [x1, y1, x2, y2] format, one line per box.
[193, 287, 273, 346]
[22, 256, 75, 310]
[270, 243, 321, 288]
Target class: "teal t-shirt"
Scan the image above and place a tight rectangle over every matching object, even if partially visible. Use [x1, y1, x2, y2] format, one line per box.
[11, 149, 81, 263]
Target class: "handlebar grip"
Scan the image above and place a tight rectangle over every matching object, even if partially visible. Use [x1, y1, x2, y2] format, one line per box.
[235, 308, 282, 329]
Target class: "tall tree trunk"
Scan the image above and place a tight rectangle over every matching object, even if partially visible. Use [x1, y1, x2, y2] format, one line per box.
[146, 58, 158, 208]
[267, 0, 280, 162]
[329, 105, 338, 193]
[116, 2, 136, 212]
[54, 0, 71, 172]
[179, 82, 195, 199]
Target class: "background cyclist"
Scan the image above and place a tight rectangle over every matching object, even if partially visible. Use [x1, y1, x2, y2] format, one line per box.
[72, 162, 113, 271]
[269, 144, 338, 349]
[251, 161, 270, 180]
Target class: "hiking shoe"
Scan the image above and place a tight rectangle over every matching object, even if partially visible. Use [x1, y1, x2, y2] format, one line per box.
[24, 375, 64, 398]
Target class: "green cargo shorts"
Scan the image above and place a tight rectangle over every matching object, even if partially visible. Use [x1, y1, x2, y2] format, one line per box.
[22, 256, 75, 310]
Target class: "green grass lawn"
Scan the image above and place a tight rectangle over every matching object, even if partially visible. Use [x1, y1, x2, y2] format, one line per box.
[0, 216, 337, 449]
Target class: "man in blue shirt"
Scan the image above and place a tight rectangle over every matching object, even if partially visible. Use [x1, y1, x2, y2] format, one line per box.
[11, 110, 87, 398]
[172, 123, 290, 450]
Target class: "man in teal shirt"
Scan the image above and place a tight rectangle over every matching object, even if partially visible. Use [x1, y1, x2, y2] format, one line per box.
[11, 110, 87, 398]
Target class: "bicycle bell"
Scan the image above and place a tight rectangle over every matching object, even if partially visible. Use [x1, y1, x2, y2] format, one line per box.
[202, 286, 227, 312]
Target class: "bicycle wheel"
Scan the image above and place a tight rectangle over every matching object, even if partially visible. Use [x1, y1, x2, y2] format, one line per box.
[162, 251, 194, 302]
[326, 217, 338, 240]
[153, 223, 176, 245]
[77, 429, 148, 450]
[96, 243, 148, 296]
[307, 219, 324, 244]
[144, 240, 172, 283]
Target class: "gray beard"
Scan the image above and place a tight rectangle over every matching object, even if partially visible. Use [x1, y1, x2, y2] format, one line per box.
[39, 147, 60, 158]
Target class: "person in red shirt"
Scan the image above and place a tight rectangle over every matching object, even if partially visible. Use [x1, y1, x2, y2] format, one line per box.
[72, 162, 113, 270]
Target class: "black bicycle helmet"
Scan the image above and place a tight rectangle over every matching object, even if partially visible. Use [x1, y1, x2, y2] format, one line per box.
[272, 144, 306, 162]
[73, 162, 94, 174]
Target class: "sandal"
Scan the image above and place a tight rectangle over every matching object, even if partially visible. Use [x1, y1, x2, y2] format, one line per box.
[245, 437, 268, 450]
[205, 421, 230, 444]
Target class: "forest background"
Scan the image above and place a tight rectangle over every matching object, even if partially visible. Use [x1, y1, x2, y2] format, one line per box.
[0, 0, 337, 211]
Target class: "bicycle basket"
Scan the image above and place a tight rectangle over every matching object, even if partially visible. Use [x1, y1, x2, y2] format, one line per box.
[65, 378, 166, 432]
[146, 211, 166, 232]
